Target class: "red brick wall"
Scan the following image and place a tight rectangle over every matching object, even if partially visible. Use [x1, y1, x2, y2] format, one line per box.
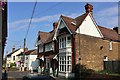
[74, 34, 119, 71]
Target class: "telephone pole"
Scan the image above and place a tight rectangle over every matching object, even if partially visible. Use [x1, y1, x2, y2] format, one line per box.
[22, 38, 26, 71]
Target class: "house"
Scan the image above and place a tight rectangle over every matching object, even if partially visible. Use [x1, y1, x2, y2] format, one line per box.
[6, 48, 23, 68]
[36, 3, 120, 78]
[17, 49, 38, 71]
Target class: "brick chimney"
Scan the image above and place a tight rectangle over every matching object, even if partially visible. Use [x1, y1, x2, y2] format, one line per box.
[24, 48, 28, 52]
[12, 47, 15, 52]
[85, 3, 93, 15]
[53, 22, 58, 30]
[113, 27, 120, 34]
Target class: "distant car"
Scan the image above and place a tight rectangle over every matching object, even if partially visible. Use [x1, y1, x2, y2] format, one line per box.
[22, 74, 56, 80]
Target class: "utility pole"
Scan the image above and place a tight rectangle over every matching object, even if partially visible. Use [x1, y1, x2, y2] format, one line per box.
[22, 38, 26, 71]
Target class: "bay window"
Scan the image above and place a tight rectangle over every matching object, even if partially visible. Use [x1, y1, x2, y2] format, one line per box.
[59, 54, 72, 72]
[67, 36, 71, 47]
[59, 36, 71, 49]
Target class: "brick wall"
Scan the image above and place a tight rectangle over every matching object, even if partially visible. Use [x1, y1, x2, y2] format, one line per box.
[74, 33, 119, 71]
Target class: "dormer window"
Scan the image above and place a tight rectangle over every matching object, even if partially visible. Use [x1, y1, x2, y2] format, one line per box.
[71, 22, 76, 26]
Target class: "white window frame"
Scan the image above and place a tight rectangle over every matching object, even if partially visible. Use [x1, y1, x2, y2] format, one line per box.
[37, 40, 42, 45]
[66, 36, 71, 47]
[39, 45, 43, 53]
[45, 43, 54, 52]
[104, 56, 108, 61]
[109, 41, 112, 50]
[59, 35, 71, 49]
[59, 53, 72, 73]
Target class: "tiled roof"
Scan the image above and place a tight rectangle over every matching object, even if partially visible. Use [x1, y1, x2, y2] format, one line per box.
[44, 30, 55, 43]
[24, 49, 37, 55]
[38, 13, 120, 43]
[60, 13, 88, 33]
[98, 26, 120, 41]
[17, 49, 37, 56]
[75, 13, 88, 29]
[7, 48, 21, 57]
[39, 31, 50, 44]
[61, 14, 120, 41]
[60, 15, 76, 33]
[38, 30, 55, 44]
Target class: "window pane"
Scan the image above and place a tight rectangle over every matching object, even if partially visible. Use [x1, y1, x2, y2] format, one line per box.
[62, 65, 64, 71]
[67, 36, 70, 40]
[68, 56, 71, 60]
[65, 65, 66, 71]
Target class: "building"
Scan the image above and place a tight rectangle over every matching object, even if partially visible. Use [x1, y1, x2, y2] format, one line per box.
[17, 49, 38, 71]
[0, 1, 7, 61]
[6, 48, 23, 68]
[36, 22, 59, 75]
[36, 3, 120, 78]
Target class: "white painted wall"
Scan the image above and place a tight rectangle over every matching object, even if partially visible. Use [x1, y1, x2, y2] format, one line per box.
[11, 49, 23, 63]
[76, 14, 102, 38]
[6, 48, 23, 68]
[6, 57, 11, 67]
[59, 20, 66, 29]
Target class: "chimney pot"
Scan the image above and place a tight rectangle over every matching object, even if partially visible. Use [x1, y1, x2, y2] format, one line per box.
[113, 27, 120, 34]
[53, 22, 58, 30]
[85, 3, 93, 14]
[12, 47, 15, 52]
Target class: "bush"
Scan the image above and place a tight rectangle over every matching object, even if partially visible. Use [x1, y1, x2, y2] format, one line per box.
[74, 64, 95, 79]
[10, 62, 16, 68]
[98, 70, 115, 74]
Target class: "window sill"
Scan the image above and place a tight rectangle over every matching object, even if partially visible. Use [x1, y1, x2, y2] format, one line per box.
[59, 46, 72, 49]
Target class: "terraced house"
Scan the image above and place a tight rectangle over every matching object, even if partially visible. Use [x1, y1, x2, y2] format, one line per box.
[36, 3, 120, 78]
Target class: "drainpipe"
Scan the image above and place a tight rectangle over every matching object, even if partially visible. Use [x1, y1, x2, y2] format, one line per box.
[78, 28, 81, 80]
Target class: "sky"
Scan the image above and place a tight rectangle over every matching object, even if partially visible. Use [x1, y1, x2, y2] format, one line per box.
[5, 2, 118, 57]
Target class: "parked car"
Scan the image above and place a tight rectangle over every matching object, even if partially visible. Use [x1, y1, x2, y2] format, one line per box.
[22, 74, 56, 80]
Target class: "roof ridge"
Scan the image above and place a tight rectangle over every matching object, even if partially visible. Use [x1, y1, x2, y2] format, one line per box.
[61, 15, 74, 20]
[75, 13, 86, 19]
[39, 31, 49, 33]
[7, 48, 21, 56]
[98, 26, 115, 31]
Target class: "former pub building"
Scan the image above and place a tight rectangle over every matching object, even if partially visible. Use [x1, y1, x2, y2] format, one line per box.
[36, 3, 120, 78]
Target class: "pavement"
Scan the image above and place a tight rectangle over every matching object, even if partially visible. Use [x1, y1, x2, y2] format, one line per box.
[2, 70, 30, 80]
